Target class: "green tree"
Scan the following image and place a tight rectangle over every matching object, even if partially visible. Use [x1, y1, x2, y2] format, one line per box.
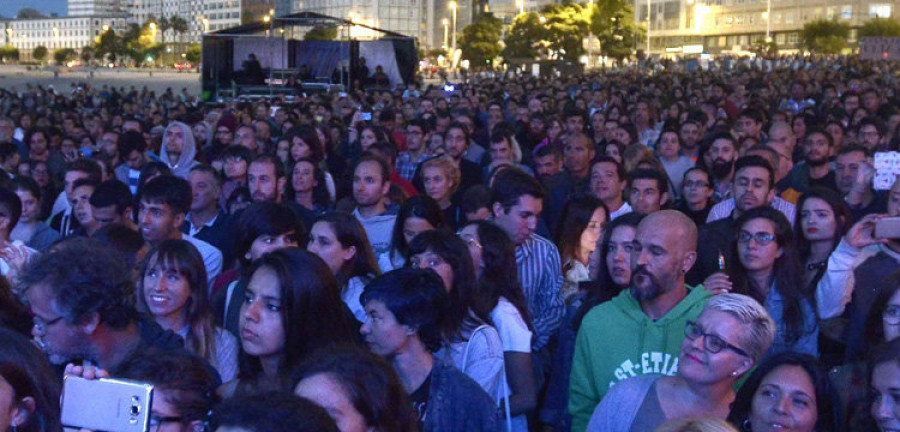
[32, 45, 48, 63]
[186, 43, 201, 63]
[590, 0, 642, 64]
[800, 19, 850, 54]
[54, 48, 76, 64]
[0, 45, 19, 63]
[458, 12, 503, 69]
[860, 17, 900, 37]
[542, 2, 590, 62]
[93, 28, 125, 63]
[501, 12, 550, 60]
[16, 8, 45, 19]
[305, 26, 338, 41]
[750, 38, 778, 57]
[169, 16, 189, 51]
[80, 46, 93, 63]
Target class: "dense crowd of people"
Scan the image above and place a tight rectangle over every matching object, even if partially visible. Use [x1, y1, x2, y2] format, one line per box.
[3, 54, 900, 432]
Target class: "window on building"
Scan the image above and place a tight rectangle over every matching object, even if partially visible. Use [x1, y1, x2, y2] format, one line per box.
[870, 4, 892, 17]
[841, 5, 852, 18]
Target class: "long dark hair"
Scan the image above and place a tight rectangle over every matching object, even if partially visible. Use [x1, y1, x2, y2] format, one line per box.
[554, 194, 608, 267]
[238, 248, 353, 385]
[389, 195, 447, 261]
[794, 187, 853, 262]
[284, 158, 331, 210]
[407, 230, 491, 341]
[731, 206, 809, 343]
[467, 220, 533, 329]
[0, 327, 62, 432]
[293, 346, 418, 432]
[314, 212, 380, 288]
[572, 212, 644, 331]
[863, 270, 900, 359]
[727, 351, 837, 432]
[285, 125, 325, 164]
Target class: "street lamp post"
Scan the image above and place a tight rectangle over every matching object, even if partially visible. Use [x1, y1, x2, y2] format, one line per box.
[646, 0, 651, 57]
[587, 0, 593, 69]
[765, 0, 772, 42]
[516, 0, 525, 15]
[442, 18, 449, 49]
[449, 1, 457, 53]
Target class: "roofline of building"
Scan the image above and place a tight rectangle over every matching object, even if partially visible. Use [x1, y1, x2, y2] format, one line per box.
[0, 13, 130, 23]
[208, 11, 414, 39]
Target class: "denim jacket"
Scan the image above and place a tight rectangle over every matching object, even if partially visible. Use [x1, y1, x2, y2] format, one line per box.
[764, 283, 819, 358]
[424, 358, 502, 432]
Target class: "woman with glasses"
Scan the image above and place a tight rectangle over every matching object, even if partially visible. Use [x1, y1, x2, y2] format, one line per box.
[831, 270, 900, 429]
[407, 230, 505, 405]
[587, 293, 775, 432]
[675, 167, 715, 227]
[118, 350, 220, 432]
[870, 338, 900, 432]
[459, 221, 536, 431]
[726, 352, 837, 432]
[554, 195, 608, 304]
[727, 206, 819, 357]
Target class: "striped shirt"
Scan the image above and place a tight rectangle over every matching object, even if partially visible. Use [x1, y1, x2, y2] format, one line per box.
[515, 232, 565, 351]
[705, 197, 796, 225]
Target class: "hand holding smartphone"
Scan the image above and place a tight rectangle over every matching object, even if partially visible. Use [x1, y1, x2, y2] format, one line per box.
[61, 376, 154, 432]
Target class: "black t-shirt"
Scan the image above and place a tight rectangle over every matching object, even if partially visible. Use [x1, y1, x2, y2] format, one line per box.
[410, 371, 432, 431]
[809, 171, 839, 192]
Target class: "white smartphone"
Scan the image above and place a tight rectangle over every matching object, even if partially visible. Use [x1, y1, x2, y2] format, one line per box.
[61, 376, 154, 432]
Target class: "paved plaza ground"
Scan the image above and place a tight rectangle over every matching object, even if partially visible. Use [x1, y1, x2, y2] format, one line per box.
[0, 65, 202, 96]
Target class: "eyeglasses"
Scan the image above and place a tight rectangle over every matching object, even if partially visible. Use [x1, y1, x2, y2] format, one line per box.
[736, 231, 776, 246]
[684, 321, 749, 357]
[148, 415, 184, 432]
[885, 305, 900, 325]
[457, 232, 482, 249]
[683, 180, 710, 189]
[32, 315, 64, 335]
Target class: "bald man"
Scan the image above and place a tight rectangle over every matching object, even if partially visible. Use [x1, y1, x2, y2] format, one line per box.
[568, 210, 711, 432]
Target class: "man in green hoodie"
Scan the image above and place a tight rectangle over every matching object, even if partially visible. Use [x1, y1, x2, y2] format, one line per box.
[568, 210, 710, 432]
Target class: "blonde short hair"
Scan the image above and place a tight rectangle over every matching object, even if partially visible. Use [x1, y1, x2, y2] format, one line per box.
[703, 293, 776, 363]
[421, 155, 461, 194]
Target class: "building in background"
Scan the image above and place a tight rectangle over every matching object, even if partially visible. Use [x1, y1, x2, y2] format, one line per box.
[636, 0, 898, 55]
[1, 14, 129, 60]
[296, 0, 432, 46]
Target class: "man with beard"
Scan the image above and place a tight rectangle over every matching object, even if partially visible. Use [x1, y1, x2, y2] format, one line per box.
[688, 155, 782, 287]
[247, 154, 315, 230]
[352, 154, 397, 256]
[679, 119, 703, 160]
[569, 210, 708, 432]
[777, 128, 839, 203]
[704, 132, 738, 202]
[21, 239, 185, 374]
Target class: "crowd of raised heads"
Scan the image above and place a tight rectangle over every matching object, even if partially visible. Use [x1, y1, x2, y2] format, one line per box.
[5, 54, 900, 432]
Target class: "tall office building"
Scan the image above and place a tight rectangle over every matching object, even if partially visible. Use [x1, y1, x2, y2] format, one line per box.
[69, 0, 125, 16]
[296, 0, 431, 45]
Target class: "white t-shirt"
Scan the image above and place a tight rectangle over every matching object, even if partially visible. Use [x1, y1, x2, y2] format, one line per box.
[489, 298, 532, 432]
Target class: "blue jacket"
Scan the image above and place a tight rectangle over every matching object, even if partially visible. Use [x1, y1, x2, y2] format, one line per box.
[425, 358, 502, 432]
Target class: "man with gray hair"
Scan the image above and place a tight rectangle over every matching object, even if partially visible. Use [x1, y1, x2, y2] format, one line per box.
[569, 210, 710, 432]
